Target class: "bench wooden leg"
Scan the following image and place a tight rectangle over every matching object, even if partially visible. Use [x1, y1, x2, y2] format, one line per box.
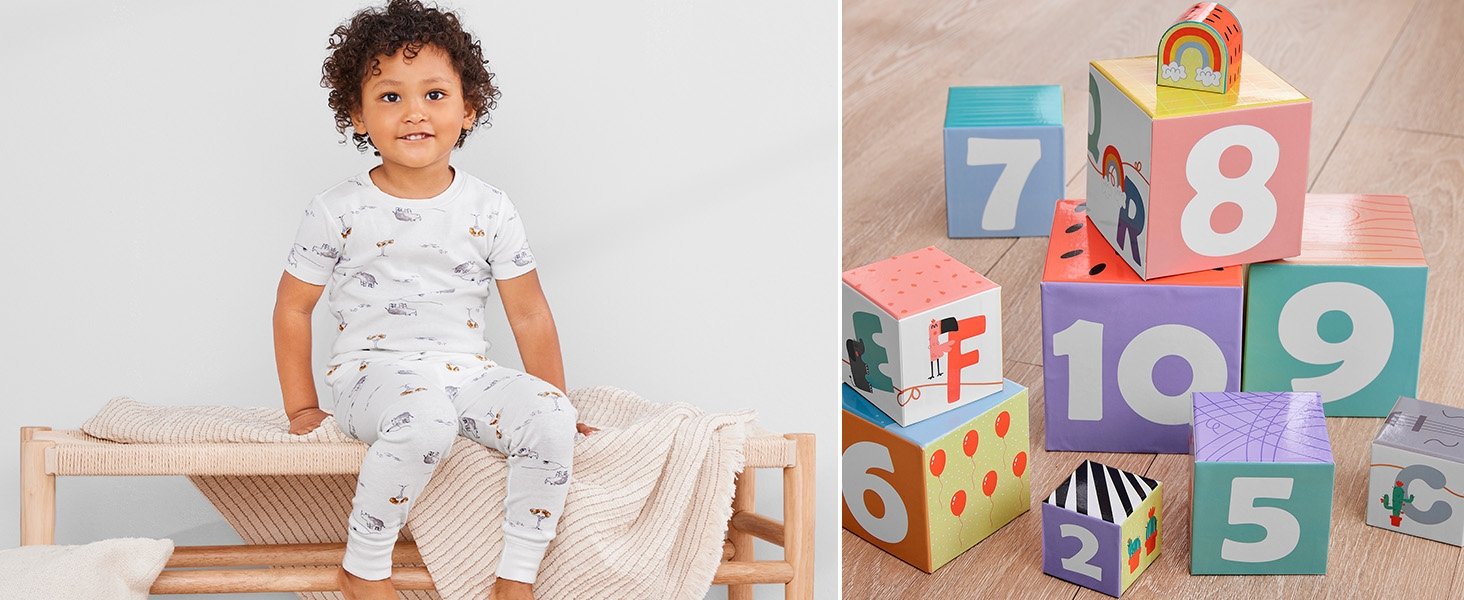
[20, 426, 56, 545]
[729, 470, 756, 600]
[783, 433, 815, 600]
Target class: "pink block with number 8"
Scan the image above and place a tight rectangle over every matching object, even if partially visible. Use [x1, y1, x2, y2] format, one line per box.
[1086, 54, 1311, 279]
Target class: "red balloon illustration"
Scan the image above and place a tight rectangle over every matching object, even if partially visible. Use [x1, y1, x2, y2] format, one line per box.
[951, 489, 967, 517]
[962, 429, 979, 457]
[982, 470, 998, 497]
[1012, 451, 1028, 478]
[930, 449, 947, 477]
[995, 410, 1011, 439]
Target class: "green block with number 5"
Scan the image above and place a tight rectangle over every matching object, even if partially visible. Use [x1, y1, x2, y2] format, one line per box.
[1243, 194, 1428, 417]
[1190, 392, 1334, 574]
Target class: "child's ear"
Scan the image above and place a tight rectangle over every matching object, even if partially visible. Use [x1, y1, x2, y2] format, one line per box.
[462, 109, 476, 131]
[350, 111, 366, 135]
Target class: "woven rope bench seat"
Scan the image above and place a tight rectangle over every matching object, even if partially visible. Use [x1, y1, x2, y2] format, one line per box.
[32, 427, 798, 477]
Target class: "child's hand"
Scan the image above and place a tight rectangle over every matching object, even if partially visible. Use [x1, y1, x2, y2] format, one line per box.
[576, 422, 598, 436]
[289, 408, 331, 435]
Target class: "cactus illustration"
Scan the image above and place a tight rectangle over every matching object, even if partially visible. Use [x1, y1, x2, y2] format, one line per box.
[1144, 507, 1158, 554]
[1126, 537, 1141, 572]
[1380, 480, 1414, 527]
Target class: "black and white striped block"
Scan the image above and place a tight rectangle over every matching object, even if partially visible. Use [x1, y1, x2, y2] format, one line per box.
[1044, 459, 1158, 524]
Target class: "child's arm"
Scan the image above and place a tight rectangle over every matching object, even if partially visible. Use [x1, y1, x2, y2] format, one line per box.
[498, 271, 597, 436]
[274, 271, 330, 434]
[497, 271, 565, 391]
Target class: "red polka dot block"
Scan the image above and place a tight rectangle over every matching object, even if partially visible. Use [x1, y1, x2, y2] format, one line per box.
[843, 246, 1004, 426]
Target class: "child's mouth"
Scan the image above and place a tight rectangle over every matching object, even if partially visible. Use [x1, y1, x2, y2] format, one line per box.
[401, 133, 433, 142]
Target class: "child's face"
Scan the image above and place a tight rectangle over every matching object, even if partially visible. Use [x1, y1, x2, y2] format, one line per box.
[351, 44, 475, 172]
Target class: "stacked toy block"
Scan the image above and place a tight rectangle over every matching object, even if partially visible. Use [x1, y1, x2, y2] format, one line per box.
[842, 382, 1030, 572]
[1042, 460, 1162, 597]
[842, 246, 1005, 426]
[1243, 194, 1428, 417]
[1367, 396, 1464, 545]
[842, 246, 1028, 571]
[1191, 391, 1334, 574]
[1041, 199, 1242, 453]
[943, 85, 1065, 238]
[1085, 51, 1310, 279]
[1157, 2, 1243, 94]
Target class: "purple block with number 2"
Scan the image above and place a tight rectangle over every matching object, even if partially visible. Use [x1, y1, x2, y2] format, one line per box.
[1042, 503, 1121, 596]
[1041, 200, 1242, 453]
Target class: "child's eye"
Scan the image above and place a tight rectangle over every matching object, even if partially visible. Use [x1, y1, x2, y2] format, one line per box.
[381, 92, 400, 102]
[427, 90, 446, 100]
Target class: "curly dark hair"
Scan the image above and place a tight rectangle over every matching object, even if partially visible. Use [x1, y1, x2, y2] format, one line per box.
[321, 0, 500, 154]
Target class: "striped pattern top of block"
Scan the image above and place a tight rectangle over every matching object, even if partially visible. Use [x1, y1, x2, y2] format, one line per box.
[1275, 194, 1426, 266]
[944, 84, 1062, 128]
[1044, 460, 1159, 524]
[1042, 199, 1241, 286]
[1377, 396, 1464, 463]
[842, 246, 997, 318]
[1093, 53, 1306, 119]
[1193, 392, 1333, 464]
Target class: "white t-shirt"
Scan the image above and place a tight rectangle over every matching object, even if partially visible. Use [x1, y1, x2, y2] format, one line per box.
[284, 168, 536, 358]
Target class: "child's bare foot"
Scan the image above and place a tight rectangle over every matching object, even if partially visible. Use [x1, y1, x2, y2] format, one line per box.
[489, 577, 535, 600]
[336, 567, 397, 600]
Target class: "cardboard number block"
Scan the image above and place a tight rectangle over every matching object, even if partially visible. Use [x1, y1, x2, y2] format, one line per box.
[1042, 460, 1162, 597]
[1157, 2, 1243, 94]
[1042, 199, 1241, 452]
[1243, 194, 1428, 417]
[1367, 396, 1464, 546]
[842, 381, 1030, 573]
[944, 85, 1065, 238]
[1086, 53, 1311, 279]
[843, 246, 1004, 426]
[1190, 391, 1334, 574]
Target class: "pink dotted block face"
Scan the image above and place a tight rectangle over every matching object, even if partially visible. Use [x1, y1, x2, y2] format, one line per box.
[1086, 54, 1311, 279]
[842, 246, 1005, 426]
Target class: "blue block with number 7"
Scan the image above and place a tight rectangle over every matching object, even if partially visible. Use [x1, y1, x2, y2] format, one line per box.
[943, 85, 1064, 238]
[1190, 391, 1334, 574]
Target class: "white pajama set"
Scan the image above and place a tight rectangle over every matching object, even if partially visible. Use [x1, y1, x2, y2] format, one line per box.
[285, 168, 575, 583]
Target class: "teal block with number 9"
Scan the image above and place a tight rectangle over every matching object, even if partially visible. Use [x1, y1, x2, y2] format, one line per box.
[943, 85, 1064, 238]
[1190, 392, 1334, 575]
[1242, 194, 1428, 417]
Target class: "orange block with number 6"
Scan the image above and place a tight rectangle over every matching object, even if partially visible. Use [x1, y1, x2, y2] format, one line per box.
[842, 381, 1030, 572]
[1086, 53, 1311, 279]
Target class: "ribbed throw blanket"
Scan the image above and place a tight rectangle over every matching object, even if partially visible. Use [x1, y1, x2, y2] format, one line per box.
[80, 387, 753, 600]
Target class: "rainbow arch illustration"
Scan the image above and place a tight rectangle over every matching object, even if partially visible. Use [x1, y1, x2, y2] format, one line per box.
[1156, 2, 1242, 94]
[1100, 145, 1125, 189]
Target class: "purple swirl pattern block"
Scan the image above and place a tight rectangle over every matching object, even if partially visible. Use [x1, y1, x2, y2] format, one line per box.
[1192, 391, 1332, 464]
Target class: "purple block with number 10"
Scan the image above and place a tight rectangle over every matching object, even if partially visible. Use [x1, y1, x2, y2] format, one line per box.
[1041, 200, 1242, 453]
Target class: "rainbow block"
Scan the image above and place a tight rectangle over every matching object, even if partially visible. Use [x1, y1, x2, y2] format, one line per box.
[1191, 391, 1334, 574]
[842, 381, 1030, 573]
[1042, 200, 1241, 453]
[842, 246, 1004, 426]
[1042, 461, 1162, 597]
[943, 85, 1065, 237]
[1157, 2, 1243, 94]
[1086, 53, 1310, 279]
[1243, 194, 1427, 417]
[1367, 396, 1464, 546]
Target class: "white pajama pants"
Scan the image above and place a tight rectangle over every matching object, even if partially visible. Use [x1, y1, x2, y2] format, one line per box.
[323, 351, 576, 583]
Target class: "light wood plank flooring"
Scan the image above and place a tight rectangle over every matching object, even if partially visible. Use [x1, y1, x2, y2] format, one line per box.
[842, 1, 1464, 597]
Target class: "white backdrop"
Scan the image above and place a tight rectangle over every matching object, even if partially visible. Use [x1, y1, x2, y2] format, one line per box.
[0, 1, 837, 598]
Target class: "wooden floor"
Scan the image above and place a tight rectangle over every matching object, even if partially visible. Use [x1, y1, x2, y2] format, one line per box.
[842, 1, 1464, 597]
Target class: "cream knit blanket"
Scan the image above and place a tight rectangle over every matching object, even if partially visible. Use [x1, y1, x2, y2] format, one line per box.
[81, 387, 752, 600]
